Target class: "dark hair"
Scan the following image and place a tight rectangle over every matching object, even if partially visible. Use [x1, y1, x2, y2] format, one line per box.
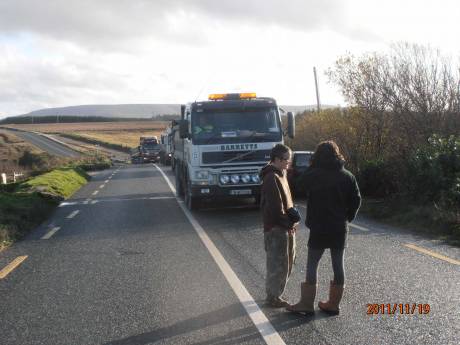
[270, 143, 291, 162]
[310, 140, 345, 169]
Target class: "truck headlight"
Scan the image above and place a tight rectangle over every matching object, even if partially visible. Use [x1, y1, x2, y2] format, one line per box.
[251, 174, 260, 183]
[230, 174, 240, 184]
[220, 175, 230, 184]
[241, 174, 251, 183]
[195, 170, 209, 179]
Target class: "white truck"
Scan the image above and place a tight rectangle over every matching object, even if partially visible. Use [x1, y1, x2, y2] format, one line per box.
[173, 92, 295, 210]
[159, 124, 175, 166]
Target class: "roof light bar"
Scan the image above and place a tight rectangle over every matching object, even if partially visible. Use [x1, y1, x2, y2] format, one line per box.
[208, 93, 257, 101]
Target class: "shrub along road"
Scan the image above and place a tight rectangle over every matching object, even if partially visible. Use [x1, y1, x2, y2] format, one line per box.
[0, 164, 458, 344]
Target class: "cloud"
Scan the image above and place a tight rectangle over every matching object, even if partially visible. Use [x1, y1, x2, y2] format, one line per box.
[0, 0, 352, 51]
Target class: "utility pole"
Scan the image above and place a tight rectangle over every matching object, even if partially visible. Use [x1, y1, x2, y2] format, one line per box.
[313, 67, 321, 113]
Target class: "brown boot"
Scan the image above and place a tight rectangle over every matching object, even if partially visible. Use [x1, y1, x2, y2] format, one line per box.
[286, 282, 316, 316]
[318, 280, 344, 315]
[266, 296, 291, 308]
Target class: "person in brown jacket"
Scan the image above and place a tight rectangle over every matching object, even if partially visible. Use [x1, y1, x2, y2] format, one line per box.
[260, 143, 299, 308]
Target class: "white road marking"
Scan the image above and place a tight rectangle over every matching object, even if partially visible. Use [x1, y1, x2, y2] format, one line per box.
[92, 190, 99, 196]
[349, 223, 370, 232]
[154, 164, 286, 345]
[66, 210, 80, 219]
[59, 202, 78, 207]
[105, 179, 109, 183]
[99, 184, 105, 189]
[149, 196, 176, 200]
[83, 198, 91, 205]
[91, 200, 98, 204]
[41, 227, 61, 240]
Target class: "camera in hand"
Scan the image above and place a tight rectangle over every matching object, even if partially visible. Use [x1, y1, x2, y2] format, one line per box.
[287, 207, 301, 223]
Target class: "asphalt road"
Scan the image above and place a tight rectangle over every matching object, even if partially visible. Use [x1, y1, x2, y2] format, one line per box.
[0, 163, 459, 345]
[7, 129, 81, 158]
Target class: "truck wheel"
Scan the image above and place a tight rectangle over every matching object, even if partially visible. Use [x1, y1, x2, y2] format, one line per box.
[185, 181, 199, 211]
[175, 167, 184, 197]
[253, 195, 261, 209]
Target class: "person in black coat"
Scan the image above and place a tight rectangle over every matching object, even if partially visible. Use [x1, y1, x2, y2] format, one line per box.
[287, 140, 361, 315]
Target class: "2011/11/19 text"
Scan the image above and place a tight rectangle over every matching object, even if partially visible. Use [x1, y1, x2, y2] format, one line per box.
[367, 303, 431, 315]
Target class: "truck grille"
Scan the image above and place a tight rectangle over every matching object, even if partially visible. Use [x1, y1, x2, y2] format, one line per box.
[202, 150, 271, 164]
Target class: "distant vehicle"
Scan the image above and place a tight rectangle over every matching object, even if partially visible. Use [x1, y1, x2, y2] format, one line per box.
[131, 136, 161, 163]
[287, 151, 313, 195]
[159, 125, 174, 166]
[173, 92, 295, 210]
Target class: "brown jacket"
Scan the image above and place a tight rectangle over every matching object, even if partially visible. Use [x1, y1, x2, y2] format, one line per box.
[260, 164, 296, 232]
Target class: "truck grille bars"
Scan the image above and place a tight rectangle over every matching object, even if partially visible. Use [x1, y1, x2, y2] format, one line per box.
[202, 150, 271, 164]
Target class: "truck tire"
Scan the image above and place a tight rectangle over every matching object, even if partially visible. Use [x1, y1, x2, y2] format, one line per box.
[185, 179, 199, 211]
[175, 166, 184, 197]
[254, 194, 261, 208]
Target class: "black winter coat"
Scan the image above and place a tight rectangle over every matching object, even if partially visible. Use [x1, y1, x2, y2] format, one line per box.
[298, 160, 361, 249]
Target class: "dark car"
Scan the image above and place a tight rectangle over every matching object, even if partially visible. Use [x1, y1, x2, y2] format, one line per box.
[287, 151, 313, 195]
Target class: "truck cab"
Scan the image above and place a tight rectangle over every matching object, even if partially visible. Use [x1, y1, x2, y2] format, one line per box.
[173, 93, 295, 210]
[140, 137, 160, 163]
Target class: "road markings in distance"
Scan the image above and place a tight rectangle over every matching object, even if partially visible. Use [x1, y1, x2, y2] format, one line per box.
[41, 227, 61, 240]
[154, 164, 286, 345]
[92, 190, 99, 196]
[149, 196, 176, 200]
[66, 210, 80, 219]
[83, 198, 91, 205]
[105, 179, 109, 183]
[59, 202, 77, 207]
[349, 223, 370, 232]
[99, 184, 105, 189]
[404, 244, 460, 265]
[0, 256, 28, 279]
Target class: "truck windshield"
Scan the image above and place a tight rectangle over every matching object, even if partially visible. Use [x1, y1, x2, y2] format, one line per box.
[191, 107, 281, 144]
[143, 141, 159, 149]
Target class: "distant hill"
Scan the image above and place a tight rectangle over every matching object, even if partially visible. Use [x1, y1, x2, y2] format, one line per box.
[21, 104, 181, 118]
[11, 103, 320, 121]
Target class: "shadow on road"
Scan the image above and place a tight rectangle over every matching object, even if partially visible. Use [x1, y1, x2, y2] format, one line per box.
[103, 302, 320, 345]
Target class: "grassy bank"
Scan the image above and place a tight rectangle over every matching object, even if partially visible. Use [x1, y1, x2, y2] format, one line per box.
[58, 133, 131, 152]
[360, 198, 460, 246]
[0, 166, 90, 251]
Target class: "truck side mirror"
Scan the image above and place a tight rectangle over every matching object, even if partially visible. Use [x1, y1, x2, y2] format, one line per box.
[179, 119, 189, 139]
[287, 112, 295, 139]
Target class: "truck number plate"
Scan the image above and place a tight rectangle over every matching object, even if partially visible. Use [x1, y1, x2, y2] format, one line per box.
[230, 189, 252, 195]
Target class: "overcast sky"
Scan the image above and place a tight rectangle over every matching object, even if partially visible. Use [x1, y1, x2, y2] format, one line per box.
[1, 0, 459, 117]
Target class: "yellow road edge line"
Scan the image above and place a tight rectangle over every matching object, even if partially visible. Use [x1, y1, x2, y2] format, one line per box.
[0, 255, 29, 279]
[404, 244, 460, 265]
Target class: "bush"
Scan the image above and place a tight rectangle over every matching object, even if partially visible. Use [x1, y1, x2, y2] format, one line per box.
[357, 159, 400, 198]
[18, 150, 45, 168]
[18, 150, 69, 173]
[407, 134, 460, 206]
